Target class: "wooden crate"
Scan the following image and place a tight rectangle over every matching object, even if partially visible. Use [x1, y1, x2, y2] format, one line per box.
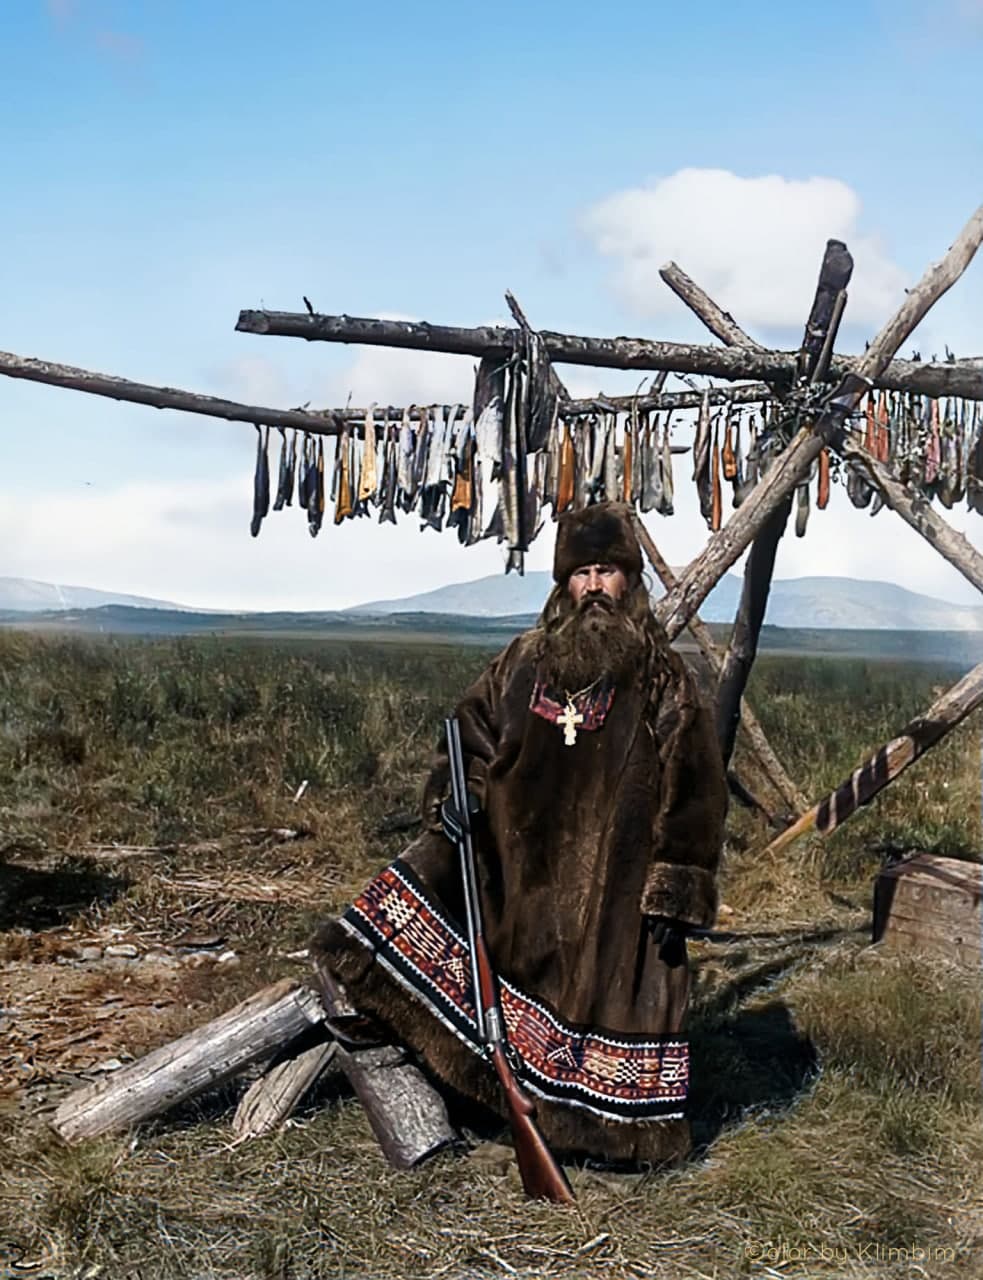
[872, 853, 982, 969]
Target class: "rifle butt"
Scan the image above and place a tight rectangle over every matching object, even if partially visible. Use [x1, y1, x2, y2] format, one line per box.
[509, 1109, 576, 1204]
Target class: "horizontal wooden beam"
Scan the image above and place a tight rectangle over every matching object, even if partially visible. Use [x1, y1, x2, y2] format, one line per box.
[564, 382, 774, 415]
[0, 349, 352, 436]
[235, 309, 983, 399]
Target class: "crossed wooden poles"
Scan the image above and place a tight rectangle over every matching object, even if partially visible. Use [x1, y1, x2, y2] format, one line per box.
[2, 206, 982, 849]
[231, 204, 983, 850]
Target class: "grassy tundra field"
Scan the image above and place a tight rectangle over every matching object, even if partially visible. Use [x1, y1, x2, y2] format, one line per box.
[0, 631, 980, 1279]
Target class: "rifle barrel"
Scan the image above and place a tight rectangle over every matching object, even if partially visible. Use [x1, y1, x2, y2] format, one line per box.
[445, 718, 485, 1037]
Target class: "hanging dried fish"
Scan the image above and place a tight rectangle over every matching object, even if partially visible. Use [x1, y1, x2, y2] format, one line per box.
[378, 425, 399, 525]
[358, 404, 378, 504]
[951, 399, 967, 506]
[573, 416, 590, 510]
[309, 438, 325, 536]
[734, 411, 758, 507]
[273, 427, 291, 512]
[693, 391, 712, 524]
[250, 425, 270, 537]
[795, 475, 810, 537]
[473, 381, 504, 541]
[658, 411, 674, 516]
[502, 362, 524, 572]
[968, 403, 983, 514]
[937, 399, 958, 509]
[603, 412, 619, 503]
[817, 447, 830, 510]
[397, 407, 416, 512]
[924, 397, 941, 491]
[730, 409, 745, 505]
[622, 404, 635, 503]
[334, 424, 353, 524]
[556, 419, 575, 516]
[710, 416, 722, 532]
[412, 406, 432, 502]
[544, 404, 561, 513]
[722, 406, 737, 480]
[640, 411, 662, 513]
[846, 398, 875, 508]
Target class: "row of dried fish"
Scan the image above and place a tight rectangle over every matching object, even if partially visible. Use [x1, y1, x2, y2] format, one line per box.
[842, 391, 983, 513]
[248, 381, 983, 554]
[247, 388, 691, 559]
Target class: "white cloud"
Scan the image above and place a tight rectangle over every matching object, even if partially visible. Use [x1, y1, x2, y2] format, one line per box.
[320, 343, 475, 411]
[581, 168, 908, 332]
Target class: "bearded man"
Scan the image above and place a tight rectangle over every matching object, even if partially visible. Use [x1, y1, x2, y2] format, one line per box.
[311, 502, 728, 1168]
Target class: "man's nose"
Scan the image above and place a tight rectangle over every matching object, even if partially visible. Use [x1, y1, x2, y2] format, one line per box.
[586, 568, 603, 591]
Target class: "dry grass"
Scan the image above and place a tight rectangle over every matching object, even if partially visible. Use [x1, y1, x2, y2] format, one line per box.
[0, 633, 980, 1279]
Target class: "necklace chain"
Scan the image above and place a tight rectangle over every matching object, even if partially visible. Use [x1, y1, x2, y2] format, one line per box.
[563, 675, 603, 703]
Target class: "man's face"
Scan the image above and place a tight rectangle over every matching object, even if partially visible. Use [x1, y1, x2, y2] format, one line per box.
[566, 562, 628, 607]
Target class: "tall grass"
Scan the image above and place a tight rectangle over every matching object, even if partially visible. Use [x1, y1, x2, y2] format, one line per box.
[0, 632, 979, 1279]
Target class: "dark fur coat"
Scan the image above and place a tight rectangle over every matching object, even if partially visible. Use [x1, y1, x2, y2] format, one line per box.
[311, 629, 728, 1165]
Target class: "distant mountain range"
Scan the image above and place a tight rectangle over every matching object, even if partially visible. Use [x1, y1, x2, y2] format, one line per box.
[1, 572, 981, 632]
[0, 576, 190, 613]
[349, 571, 983, 632]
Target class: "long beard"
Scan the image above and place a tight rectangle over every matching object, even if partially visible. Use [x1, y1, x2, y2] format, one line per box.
[536, 591, 645, 691]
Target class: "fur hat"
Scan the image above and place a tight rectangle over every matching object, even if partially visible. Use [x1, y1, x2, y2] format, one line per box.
[553, 502, 643, 583]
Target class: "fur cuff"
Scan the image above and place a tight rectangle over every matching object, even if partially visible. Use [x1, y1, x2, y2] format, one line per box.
[641, 861, 718, 929]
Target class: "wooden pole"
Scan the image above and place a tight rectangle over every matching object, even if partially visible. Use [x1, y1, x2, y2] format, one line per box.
[234, 310, 983, 399]
[0, 350, 353, 436]
[51, 980, 326, 1144]
[632, 513, 809, 816]
[0, 346, 768, 434]
[653, 203, 983, 642]
[672, 240, 854, 769]
[564, 383, 774, 414]
[762, 659, 983, 857]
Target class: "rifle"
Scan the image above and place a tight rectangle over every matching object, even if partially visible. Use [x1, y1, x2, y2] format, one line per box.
[443, 716, 575, 1205]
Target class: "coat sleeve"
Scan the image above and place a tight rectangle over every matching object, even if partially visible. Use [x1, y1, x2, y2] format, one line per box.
[420, 637, 522, 833]
[639, 659, 729, 930]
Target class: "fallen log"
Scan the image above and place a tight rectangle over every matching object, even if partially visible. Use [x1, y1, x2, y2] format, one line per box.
[235, 309, 983, 399]
[316, 965, 459, 1169]
[762, 659, 983, 858]
[51, 979, 325, 1144]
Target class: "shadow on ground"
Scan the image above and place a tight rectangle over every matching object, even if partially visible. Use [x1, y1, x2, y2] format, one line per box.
[688, 1000, 819, 1152]
[0, 858, 129, 932]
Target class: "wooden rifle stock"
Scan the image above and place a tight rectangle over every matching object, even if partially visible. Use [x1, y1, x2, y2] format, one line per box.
[444, 717, 575, 1205]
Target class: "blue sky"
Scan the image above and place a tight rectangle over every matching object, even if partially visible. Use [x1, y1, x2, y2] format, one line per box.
[1, 0, 981, 610]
